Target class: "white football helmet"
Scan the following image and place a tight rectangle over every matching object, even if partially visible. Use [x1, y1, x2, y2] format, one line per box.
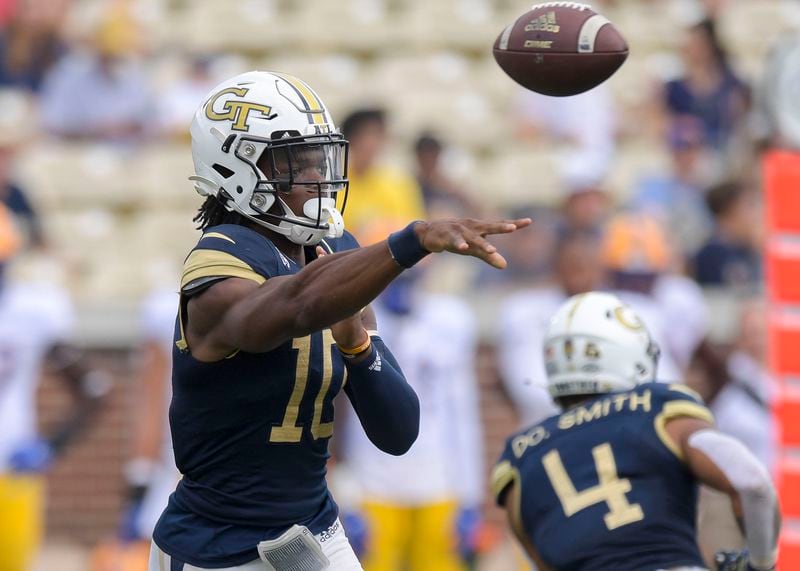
[544, 292, 660, 399]
[189, 70, 347, 245]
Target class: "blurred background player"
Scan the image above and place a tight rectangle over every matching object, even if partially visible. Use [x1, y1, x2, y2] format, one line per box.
[90, 287, 180, 570]
[498, 230, 605, 427]
[125, 287, 180, 544]
[697, 297, 777, 567]
[340, 262, 484, 571]
[90, 288, 180, 571]
[0, 203, 109, 571]
[492, 292, 780, 571]
[340, 108, 426, 243]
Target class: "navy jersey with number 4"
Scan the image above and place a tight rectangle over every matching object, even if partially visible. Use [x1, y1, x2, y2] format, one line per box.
[492, 382, 713, 571]
[153, 224, 361, 568]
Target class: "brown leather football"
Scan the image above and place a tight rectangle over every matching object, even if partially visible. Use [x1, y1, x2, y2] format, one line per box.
[493, 2, 629, 96]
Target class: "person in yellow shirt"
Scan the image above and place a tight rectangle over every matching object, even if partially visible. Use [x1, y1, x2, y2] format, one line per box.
[0, 204, 110, 571]
[341, 109, 426, 243]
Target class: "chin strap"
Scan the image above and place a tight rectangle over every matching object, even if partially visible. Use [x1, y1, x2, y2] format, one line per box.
[239, 195, 344, 246]
[324, 206, 344, 238]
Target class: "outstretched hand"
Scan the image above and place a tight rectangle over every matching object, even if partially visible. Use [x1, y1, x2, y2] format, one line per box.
[413, 218, 532, 269]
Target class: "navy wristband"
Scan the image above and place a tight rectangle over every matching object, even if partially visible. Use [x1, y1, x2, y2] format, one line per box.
[387, 221, 429, 268]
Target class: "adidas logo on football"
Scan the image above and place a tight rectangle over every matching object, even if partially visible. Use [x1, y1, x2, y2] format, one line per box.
[524, 11, 561, 33]
[368, 352, 382, 372]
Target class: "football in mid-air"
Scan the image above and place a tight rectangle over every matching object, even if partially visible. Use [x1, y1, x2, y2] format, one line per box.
[493, 2, 629, 96]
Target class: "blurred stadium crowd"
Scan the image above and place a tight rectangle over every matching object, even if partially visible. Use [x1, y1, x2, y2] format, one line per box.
[0, 0, 799, 569]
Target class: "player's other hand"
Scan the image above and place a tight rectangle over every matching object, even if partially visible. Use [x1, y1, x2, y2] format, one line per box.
[714, 549, 774, 571]
[341, 510, 368, 558]
[9, 437, 54, 473]
[456, 505, 482, 560]
[413, 218, 532, 269]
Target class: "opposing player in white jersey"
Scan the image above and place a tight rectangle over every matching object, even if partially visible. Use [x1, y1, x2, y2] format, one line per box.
[499, 231, 604, 426]
[0, 204, 108, 571]
[341, 271, 484, 571]
[500, 229, 709, 428]
[125, 288, 182, 539]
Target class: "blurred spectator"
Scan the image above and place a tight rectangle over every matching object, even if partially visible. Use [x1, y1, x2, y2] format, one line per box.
[664, 18, 749, 153]
[603, 213, 710, 383]
[557, 151, 611, 236]
[157, 55, 218, 140]
[692, 180, 762, 289]
[126, 288, 180, 540]
[39, 9, 151, 143]
[413, 132, 478, 216]
[697, 299, 776, 566]
[340, 108, 425, 243]
[0, 203, 109, 571]
[713, 299, 777, 469]
[0, 0, 67, 92]
[629, 119, 714, 257]
[0, 89, 44, 247]
[512, 83, 616, 162]
[341, 265, 484, 571]
[756, 33, 800, 149]
[498, 231, 605, 426]
[91, 288, 179, 569]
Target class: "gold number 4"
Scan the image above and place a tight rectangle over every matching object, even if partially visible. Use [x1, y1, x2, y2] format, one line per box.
[269, 331, 335, 443]
[542, 443, 644, 531]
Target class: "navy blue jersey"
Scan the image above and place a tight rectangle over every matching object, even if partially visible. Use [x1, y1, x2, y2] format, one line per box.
[153, 224, 360, 568]
[492, 383, 713, 571]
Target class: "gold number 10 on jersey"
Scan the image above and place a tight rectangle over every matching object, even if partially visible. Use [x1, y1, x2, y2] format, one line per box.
[269, 331, 337, 443]
[543, 443, 644, 530]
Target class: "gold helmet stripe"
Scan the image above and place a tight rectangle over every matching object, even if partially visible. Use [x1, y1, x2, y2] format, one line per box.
[273, 72, 326, 126]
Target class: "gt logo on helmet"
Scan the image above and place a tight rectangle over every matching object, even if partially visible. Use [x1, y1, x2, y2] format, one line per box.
[205, 87, 277, 132]
[613, 306, 643, 330]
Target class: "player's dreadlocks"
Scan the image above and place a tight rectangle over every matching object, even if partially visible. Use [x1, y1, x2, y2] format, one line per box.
[194, 195, 246, 230]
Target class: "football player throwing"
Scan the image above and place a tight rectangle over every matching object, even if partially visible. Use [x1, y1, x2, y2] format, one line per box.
[148, 71, 529, 571]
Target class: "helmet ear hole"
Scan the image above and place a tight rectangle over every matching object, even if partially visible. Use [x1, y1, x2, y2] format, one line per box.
[213, 164, 235, 179]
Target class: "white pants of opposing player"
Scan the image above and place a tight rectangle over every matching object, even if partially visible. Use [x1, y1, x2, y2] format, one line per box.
[147, 518, 363, 571]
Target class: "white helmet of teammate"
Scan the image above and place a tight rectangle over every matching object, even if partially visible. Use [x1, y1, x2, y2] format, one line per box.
[189, 70, 347, 245]
[544, 292, 660, 399]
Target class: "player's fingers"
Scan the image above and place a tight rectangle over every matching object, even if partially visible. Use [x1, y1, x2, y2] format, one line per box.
[509, 217, 533, 229]
[485, 251, 508, 269]
[470, 247, 508, 269]
[451, 227, 495, 253]
[454, 230, 507, 268]
[469, 218, 531, 236]
[471, 233, 498, 253]
[448, 228, 469, 251]
[315, 246, 327, 257]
